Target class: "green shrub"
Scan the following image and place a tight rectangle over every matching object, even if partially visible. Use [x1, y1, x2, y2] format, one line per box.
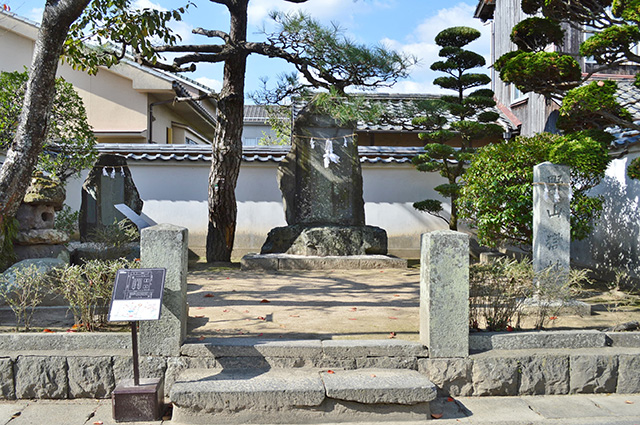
[0, 264, 51, 331]
[89, 219, 139, 247]
[52, 258, 139, 331]
[458, 132, 609, 249]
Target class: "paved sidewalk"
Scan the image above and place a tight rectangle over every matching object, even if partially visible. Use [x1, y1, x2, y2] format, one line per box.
[0, 394, 638, 425]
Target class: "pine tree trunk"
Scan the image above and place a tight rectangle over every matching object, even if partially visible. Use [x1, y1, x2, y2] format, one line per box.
[0, 0, 89, 232]
[205, 1, 248, 262]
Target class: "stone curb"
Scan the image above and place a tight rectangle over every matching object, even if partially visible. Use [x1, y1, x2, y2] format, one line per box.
[240, 254, 408, 271]
[0, 333, 638, 400]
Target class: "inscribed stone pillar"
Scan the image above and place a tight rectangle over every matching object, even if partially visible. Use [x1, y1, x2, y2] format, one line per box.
[420, 230, 469, 358]
[533, 162, 571, 287]
[139, 224, 188, 357]
[79, 154, 143, 240]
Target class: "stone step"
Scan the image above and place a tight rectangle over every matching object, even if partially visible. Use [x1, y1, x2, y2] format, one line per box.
[170, 368, 437, 424]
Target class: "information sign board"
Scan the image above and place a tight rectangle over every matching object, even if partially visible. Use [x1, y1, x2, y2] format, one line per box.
[108, 268, 166, 322]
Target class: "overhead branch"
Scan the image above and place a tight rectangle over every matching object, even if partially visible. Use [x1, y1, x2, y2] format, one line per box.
[173, 52, 236, 65]
[135, 56, 195, 73]
[193, 28, 231, 43]
[155, 44, 226, 53]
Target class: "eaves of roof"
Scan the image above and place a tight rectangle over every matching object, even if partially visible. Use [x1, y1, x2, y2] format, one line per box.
[96, 144, 422, 164]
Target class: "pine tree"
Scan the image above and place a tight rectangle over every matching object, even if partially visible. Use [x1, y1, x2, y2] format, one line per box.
[412, 26, 502, 230]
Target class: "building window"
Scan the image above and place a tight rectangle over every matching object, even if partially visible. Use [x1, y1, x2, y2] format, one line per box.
[509, 83, 528, 104]
[185, 137, 198, 145]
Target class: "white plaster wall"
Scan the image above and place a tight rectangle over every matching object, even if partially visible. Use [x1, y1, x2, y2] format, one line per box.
[65, 160, 448, 259]
[571, 151, 640, 278]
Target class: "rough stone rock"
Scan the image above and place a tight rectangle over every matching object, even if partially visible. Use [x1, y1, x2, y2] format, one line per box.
[113, 355, 166, 383]
[616, 354, 640, 393]
[16, 204, 56, 231]
[67, 356, 115, 398]
[0, 358, 15, 399]
[13, 244, 69, 262]
[419, 358, 473, 397]
[278, 109, 363, 227]
[261, 224, 387, 256]
[1, 258, 66, 298]
[68, 241, 139, 263]
[80, 154, 143, 240]
[519, 355, 569, 395]
[472, 356, 522, 396]
[15, 356, 68, 399]
[14, 229, 69, 245]
[569, 354, 618, 394]
[356, 357, 417, 370]
[22, 173, 65, 209]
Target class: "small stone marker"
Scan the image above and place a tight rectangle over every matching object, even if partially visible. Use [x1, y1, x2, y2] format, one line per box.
[533, 162, 571, 287]
[139, 224, 188, 357]
[420, 230, 469, 358]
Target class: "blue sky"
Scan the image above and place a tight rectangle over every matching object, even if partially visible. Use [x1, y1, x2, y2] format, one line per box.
[7, 0, 490, 100]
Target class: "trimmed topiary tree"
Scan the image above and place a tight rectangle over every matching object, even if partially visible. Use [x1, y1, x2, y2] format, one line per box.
[411, 26, 502, 230]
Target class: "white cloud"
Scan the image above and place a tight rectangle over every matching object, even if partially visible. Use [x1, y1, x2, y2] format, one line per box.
[131, 0, 194, 44]
[196, 77, 223, 92]
[27, 7, 43, 23]
[382, 2, 491, 95]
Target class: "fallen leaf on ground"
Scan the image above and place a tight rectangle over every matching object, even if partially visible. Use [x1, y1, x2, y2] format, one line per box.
[389, 332, 396, 338]
[289, 315, 300, 317]
[260, 299, 270, 303]
[71, 324, 79, 329]
[226, 277, 230, 279]
[371, 374, 377, 377]
[198, 336, 205, 341]
[447, 397, 454, 402]
[258, 333, 263, 337]
[43, 329, 54, 333]
[431, 413, 443, 419]
[93, 421, 104, 425]
[350, 307, 357, 311]
[222, 309, 229, 313]
[326, 370, 335, 374]
[393, 294, 400, 297]
[348, 318, 357, 320]
[204, 293, 215, 298]
[194, 315, 205, 318]
[244, 310, 250, 313]
[388, 316, 398, 320]
[257, 316, 266, 321]
[625, 400, 634, 404]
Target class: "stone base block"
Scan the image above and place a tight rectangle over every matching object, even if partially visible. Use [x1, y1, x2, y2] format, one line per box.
[241, 254, 407, 271]
[14, 244, 69, 262]
[261, 224, 387, 256]
[112, 378, 164, 422]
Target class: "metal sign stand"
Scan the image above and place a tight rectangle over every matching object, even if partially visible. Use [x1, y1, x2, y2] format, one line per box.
[110, 268, 166, 423]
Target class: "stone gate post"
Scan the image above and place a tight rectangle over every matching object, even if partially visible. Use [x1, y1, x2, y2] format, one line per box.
[420, 230, 469, 358]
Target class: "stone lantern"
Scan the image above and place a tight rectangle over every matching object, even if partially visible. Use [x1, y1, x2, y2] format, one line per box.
[13, 173, 70, 261]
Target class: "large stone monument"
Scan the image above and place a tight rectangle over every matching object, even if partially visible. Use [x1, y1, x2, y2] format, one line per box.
[260, 106, 387, 257]
[79, 154, 143, 241]
[533, 162, 571, 286]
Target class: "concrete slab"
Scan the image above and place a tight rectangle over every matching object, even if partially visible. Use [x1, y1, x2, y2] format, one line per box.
[526, 395, 611, 418]
[181, 338, 323, 358]
[322, 340, 427, 358]
[321, 368, 436, 404]
[9, 400, 100, 425]
[0, 401, 28, 424]
[455, 396, 542, 422]
[585, 394, 640, 417]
